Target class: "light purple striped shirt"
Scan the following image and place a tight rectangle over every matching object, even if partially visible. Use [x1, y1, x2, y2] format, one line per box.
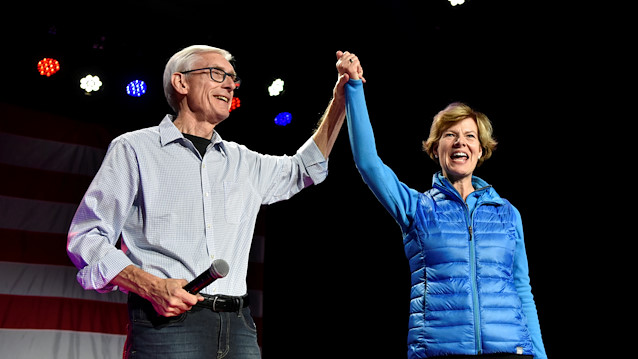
[68, 115, 328, 296]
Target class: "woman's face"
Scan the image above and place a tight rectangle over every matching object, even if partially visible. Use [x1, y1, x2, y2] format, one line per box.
[435, 117, 483, 182]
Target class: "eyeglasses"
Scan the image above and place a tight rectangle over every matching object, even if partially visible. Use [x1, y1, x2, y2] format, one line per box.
[180, 67, 241, 88]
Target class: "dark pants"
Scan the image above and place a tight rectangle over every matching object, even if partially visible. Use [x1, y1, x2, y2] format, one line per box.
[124, 293, 261, 359]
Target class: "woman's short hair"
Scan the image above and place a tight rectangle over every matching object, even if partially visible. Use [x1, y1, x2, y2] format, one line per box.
[163, 45, 234, 113]
[422, 102, 497, 166]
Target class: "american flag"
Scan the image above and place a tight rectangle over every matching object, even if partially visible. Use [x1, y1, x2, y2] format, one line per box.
[0, 102, 264, 358]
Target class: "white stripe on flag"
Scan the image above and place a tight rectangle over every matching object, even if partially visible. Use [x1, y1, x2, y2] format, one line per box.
[0, 195, 78, 234]
[0, 328, 125, 359]
[0, 261, 127, 303]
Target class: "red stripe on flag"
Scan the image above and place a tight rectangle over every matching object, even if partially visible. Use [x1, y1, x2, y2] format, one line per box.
[0, 228, 73, 266]
[0, 294, 128, 335]
[0, 102, 114, 149]
[0, 163, 92, 204]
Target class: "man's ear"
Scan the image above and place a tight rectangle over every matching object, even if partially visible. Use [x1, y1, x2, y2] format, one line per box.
[171, 72, 188, 95]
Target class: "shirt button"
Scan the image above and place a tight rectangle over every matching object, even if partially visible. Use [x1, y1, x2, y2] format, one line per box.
[206, 224, 211, 229]
[205, 192, 209, 197]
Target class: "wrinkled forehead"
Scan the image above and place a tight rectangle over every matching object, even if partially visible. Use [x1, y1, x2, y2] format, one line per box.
[194, 52, 236, 73]
[440, 116, 479, 133]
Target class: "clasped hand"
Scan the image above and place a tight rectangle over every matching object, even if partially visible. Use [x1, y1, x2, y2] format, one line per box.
[333, 50, 366, 100]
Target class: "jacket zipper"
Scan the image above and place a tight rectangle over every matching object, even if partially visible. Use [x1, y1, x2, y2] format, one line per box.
[435, 181, 487, 355]
[466, 205, 482, 355]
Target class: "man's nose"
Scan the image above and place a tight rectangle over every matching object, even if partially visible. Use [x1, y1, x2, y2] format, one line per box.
[222, 76, 236, 90]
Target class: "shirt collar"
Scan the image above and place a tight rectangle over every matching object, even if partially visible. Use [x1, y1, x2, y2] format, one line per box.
[159, 114, 226, 154]
[210, 130, 223, 147]
[210, 131, 226, 156]
[159, 115, 183, 147]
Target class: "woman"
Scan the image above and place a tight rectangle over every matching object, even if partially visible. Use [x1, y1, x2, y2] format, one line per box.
[337, 52, 547, 359]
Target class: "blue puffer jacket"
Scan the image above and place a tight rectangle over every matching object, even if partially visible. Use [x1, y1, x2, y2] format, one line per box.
[344, 79, 546, 358]
[405, 178, 533, 357]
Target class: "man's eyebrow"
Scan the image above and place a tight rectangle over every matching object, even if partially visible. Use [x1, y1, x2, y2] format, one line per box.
[209, 65, 237, 76]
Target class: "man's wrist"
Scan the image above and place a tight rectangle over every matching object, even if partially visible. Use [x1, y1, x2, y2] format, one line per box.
[110, 264, 161, 299]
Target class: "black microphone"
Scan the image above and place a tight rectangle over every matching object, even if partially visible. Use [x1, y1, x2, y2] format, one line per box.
[183, 259, 230, 294]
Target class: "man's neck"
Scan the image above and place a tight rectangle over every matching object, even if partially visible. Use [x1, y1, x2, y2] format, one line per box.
[173, 112, 216, 139]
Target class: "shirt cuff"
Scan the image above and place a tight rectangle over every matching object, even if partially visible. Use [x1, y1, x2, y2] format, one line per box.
[77, 249, 133, 293]
[298, 136, 329, 185]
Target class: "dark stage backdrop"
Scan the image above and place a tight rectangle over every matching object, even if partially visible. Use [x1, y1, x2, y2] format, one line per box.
[0, 1, 608, 357]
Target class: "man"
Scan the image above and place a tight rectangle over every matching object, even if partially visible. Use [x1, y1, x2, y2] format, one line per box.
[67, 46, 363, 358]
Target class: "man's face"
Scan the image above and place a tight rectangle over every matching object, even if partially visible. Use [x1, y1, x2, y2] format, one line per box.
[182, 52, 237, 124]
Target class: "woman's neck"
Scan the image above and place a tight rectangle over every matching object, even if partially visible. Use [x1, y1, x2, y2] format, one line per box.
[445, 174, 475, 201]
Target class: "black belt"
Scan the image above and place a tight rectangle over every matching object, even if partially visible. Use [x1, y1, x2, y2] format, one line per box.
[195, 293, 249, 312]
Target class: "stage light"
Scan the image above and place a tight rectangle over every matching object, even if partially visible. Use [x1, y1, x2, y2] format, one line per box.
[449, 0, 465, 5]
[80, 74, 102, 93]
[274, 112, 292, 126]
[229, 97, 240, 112]
[126, 80, 147, 97]
[37, 58, 60, 77]
[268, 79, 284, 96]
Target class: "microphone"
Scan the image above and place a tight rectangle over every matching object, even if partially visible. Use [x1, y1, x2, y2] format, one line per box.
[183, 259, 230, 294]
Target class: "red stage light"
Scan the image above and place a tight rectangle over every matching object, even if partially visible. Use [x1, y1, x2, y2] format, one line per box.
[37, 58, 60, 77]
[229, 97, 241, 112]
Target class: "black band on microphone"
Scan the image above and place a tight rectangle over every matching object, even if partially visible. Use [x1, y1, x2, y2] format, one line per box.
[183, 259, 229, 294]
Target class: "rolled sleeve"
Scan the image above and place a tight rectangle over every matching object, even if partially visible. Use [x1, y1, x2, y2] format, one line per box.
[67, 137, 138, 292]
[298, 136, 329, 185]
[258, 136, 329, 205]
[78, 248, 132, 293]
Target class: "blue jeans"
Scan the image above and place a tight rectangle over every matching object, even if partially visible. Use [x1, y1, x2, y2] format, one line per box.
[124, 294, 261, 359]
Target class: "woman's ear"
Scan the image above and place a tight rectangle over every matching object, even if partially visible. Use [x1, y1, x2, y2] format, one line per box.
[171, 72, 188, 95]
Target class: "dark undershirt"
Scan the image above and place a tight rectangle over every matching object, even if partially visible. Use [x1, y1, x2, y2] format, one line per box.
[182, 133, 210, 157]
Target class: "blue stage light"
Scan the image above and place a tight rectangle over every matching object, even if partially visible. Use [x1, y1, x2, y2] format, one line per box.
[274, 112, 292, 126]
[126, 80, 147, 97]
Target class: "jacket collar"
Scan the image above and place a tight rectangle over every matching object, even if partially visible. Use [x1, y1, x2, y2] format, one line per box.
[432, 171, 505, 205]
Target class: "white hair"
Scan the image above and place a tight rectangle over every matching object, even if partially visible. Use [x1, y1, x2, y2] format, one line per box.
[163, 45, 234, 113]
